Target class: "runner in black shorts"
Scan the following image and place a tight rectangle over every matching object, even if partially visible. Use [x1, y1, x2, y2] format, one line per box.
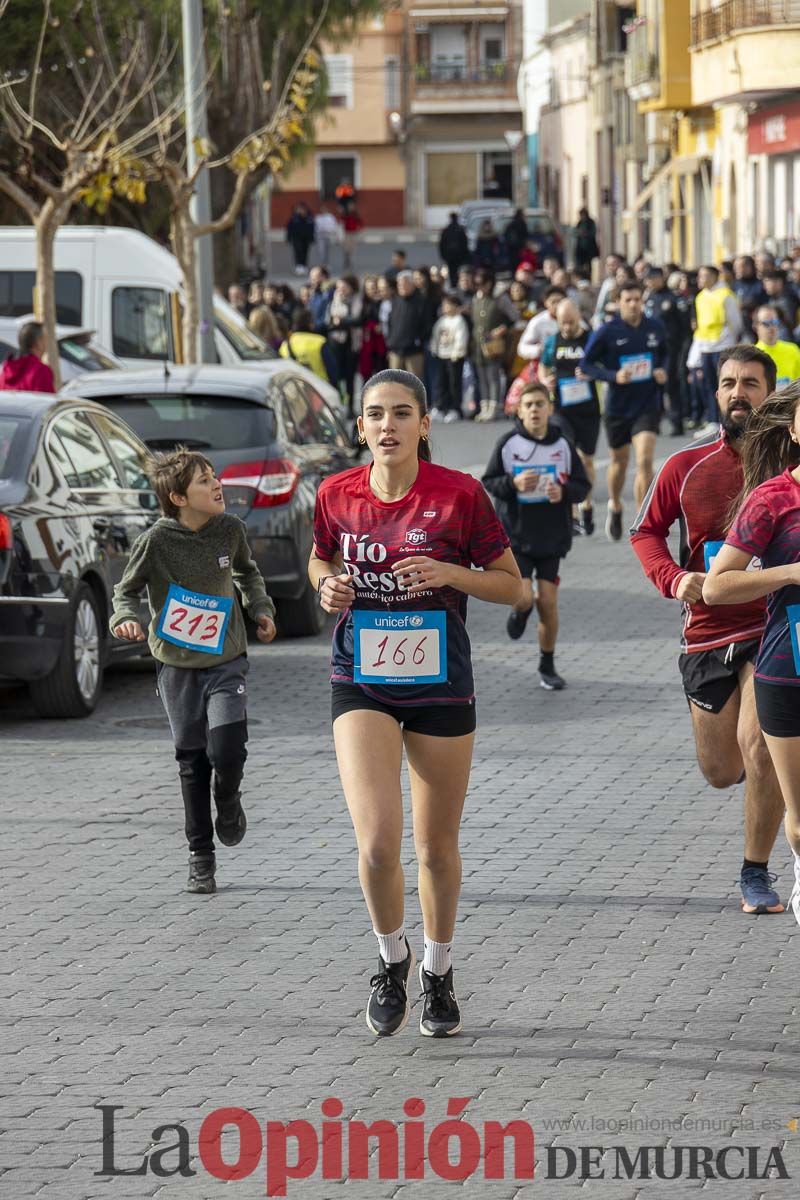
[582, 282, 668, 540]
[677, 638, 760, 714]
[540, 299, 601, 534]
[483, 381, 589, 691]
[309, 369, 521, 1039]
[604, 408, 661, 451]
[632, 346, 786, 916]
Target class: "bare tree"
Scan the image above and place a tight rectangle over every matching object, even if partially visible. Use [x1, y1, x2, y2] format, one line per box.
[0, 0, 178, 385]
[141, 1, 328, 362]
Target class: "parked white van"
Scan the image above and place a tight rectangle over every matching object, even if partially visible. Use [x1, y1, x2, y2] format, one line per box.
[0, 225, 276, 368]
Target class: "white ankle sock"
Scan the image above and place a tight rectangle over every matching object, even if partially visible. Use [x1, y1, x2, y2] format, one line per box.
[793, 849, 800, 884]
[374, 925, 407, 964]
[423, 936, 452, 976]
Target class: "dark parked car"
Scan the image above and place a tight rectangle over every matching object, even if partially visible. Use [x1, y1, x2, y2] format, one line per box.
[0, 393, 158, 717]
[64, 363, 360, 638]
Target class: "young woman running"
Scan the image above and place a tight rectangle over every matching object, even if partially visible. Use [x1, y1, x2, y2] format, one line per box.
[704, 381, 800, 926]
[309, 369, 521, 1037]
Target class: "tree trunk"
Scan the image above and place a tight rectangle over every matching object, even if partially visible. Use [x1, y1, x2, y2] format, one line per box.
[171, 213, 199, 366]
[34, 204, 63, 391]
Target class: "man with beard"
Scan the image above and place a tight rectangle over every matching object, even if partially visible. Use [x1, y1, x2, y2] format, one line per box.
[630, 346, 787, 915]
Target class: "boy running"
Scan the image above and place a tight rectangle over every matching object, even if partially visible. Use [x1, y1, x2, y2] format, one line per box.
[110, 448, 276, 894]
[483, 381, 590, 690]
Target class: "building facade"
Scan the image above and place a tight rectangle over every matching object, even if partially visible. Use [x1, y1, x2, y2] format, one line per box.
[537, 14, 592, 231]
[270, 10, 406, 228]
[588, 1, 645, 261]
[401, 0, 524, 227]
[622, 0, 800, 266]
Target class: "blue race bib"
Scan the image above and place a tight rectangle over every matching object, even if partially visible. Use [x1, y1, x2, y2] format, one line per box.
[353, 610, 447, 685]
[620, 352, 653, 382]
[558, 377, 592, 407]
[513, 462, 557, 504]
[703, 541, 724, 571]
[788, 604, 800, 676]
[156, 584, 233, 655]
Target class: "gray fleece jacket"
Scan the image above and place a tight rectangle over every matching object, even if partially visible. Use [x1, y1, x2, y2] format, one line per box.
[109, 514, 275, 669]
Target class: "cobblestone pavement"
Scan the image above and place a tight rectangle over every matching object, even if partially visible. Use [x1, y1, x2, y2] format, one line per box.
[2, 423, 799, 1199]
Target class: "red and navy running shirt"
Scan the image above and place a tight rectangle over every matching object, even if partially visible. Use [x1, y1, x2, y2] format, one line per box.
[313, 459, 510, 704]
[630, 431, 765, 653]
[727, 469, 800, 685]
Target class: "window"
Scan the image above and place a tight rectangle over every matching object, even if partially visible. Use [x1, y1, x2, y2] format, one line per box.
[279, 378, 317, 444]
[320, 157, 357, 202]
[324, 54, 354, 109]
[0, 270, 83, 325]
[51, 410, 119, 490]
[426, 152, 478, 207]
[95, 394, 273, 453]
[59, 336, 119, 372]
[0, 415, 29, 480]
[385, 56, 400, 109]
[305, 384, 349, 449]
[112, 287, 170, 360]
[92, 412, 153, 495]
[215, 306, 275, 360]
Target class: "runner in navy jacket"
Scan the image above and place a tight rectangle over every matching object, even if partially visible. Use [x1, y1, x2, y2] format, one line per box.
[582, 281, 668, 541]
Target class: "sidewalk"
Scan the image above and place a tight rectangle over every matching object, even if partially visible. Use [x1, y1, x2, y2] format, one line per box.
[1, 424, 798, 1198]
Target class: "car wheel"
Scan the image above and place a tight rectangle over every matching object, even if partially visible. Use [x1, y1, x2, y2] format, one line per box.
[275, 577, 326, 638]
[29, 583, 103, 718]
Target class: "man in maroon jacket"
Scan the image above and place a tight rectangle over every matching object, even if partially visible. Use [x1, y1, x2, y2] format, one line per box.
[631, 345, 786, 915]
[0, 322, 55, 393]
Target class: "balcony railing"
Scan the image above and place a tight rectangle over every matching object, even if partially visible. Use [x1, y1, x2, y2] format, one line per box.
[413, 60, 511, 85]
[691, 0, 800, 46]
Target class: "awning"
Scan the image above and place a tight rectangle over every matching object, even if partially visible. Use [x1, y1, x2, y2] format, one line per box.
[410, 7, 508, 19]
[625, 153, 710, 219]
[628, 157, 673, 214]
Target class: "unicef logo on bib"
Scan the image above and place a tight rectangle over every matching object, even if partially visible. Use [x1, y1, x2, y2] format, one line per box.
[410, 615, 424, 628]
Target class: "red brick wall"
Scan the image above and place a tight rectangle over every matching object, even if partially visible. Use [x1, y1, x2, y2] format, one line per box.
[271, 189, 405, 228]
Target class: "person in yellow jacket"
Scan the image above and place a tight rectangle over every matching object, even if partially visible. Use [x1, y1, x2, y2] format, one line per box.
[279, 309, 329, 382]
[691, 265, 743, 438]
[754, 305, 800, 388]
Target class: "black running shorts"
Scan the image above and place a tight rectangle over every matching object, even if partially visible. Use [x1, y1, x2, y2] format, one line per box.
[604, 408, 660, 450]
[754, 680, 800, 738]
[513, 552, 561, 585]
[331, 683, 476, 737]
[554, 404, 601, 457]
[678, 638, 760, 715]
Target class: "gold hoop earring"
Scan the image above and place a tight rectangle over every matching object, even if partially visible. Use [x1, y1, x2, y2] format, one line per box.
[358, 435, 367, 445]
[421, 434, 429, 442]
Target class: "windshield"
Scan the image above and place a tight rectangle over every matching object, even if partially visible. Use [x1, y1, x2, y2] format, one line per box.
[96, 394, 275, 452]
[214, 304, 277, 361]
[0, 414, 29, 479]
[59, 336, 119, 372]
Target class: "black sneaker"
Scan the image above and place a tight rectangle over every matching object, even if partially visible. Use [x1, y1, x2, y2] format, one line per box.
[581, 505, 595, 536]
[605, 506, 623, 542]
[419, 964, 462, 1037]
[187, 853, 216, 894]
[572, 517, 585, 537]
[214, 791, 247, 847]
[506, 606, 534, 640]
[366, 940, 415, 1037]
[539, 668, 566, 691]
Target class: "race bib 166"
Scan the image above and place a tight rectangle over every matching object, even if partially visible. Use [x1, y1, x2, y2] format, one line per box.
[353, 610, 447, 685]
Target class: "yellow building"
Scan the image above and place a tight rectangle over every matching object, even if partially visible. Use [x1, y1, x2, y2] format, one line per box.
[625, 1, 800, 265]
[690, 0, 800, 257]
